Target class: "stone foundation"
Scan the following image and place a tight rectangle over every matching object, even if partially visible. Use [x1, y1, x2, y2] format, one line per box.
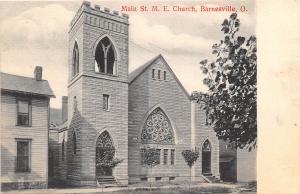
[1, 181, 47, 191]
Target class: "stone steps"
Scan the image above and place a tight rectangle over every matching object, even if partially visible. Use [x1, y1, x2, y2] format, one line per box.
[96, 176, 118, 187]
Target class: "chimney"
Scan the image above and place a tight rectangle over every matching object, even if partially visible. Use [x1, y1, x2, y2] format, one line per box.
[62, 96, 68, 123]
[34, 66, 43, 81]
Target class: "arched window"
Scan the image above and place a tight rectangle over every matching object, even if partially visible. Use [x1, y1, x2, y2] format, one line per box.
[202, 140, 212, 174]
[94, 37, 116, 75]
[72, 42, 79, 76]
[96, 131, 115, 176]
[73, 132, 77, 155]
[62, 138, 65, 161]
[141, 108, 175, 144]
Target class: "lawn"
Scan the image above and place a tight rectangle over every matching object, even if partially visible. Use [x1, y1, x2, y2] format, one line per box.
[87, 185, 236, 194]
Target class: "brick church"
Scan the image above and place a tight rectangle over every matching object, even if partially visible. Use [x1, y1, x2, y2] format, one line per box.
[49, 1, 255, 187]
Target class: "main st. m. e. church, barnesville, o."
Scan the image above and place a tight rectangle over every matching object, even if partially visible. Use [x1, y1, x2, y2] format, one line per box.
[0, 1, 256, 190]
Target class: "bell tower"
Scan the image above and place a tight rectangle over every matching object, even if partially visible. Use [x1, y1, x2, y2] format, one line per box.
[67, 1, 129, 186]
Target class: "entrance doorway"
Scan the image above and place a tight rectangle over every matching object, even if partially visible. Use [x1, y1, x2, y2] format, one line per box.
[96, 131, 115, 177]
[202, 140, 211, 174]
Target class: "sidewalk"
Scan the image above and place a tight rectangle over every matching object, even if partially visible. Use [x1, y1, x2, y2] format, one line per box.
[2, 182, 256, 194]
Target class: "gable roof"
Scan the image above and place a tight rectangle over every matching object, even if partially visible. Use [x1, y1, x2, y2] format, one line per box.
[129, 54, 190, 100]
[129, 54, 161, 83]
[1, 72, 55, 97]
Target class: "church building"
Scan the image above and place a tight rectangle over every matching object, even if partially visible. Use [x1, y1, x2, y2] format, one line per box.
[49, 1, 221, 186]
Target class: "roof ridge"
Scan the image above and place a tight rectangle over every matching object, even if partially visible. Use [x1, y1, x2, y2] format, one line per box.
[128, 54, 190, 100]
[128, 54, 161, 83]
[0, 72, 46, 81]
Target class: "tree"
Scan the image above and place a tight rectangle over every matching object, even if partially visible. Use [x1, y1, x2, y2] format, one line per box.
[182, 149, 199, 192]
[96, 147, 123, 170]
[96, 147, 123, 191]
[141, 148, 160, 192]
[192, 13, 257, 151]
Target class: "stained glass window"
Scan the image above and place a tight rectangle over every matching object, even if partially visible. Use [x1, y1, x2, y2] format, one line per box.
[62, 138, 65, 161]
[141, 108, 175, 144]
[96, 131, 114, 161]
[170, 149, 175, 165]
[73, 132, 77, 155]
[202, 140, 211, 152]
[156, 149, 161, 164]
[140, 148, 145, 165]
[96, 131, 115, 176]
[163, 149, 168, 165]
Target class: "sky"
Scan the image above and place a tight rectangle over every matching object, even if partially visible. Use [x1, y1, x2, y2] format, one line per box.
[0, 0, 255, 108]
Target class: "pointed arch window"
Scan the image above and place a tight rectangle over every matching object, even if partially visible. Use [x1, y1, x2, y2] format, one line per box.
[73, 132, 77, 155]
[202, 139, 211, 174]
[61, 138, 65, 161]
[96, 131, 115, 176]
[202, 140, 211, 152]
[95, 37, 116, 75]
[72, 42, 79, 77]
[141, 108, 175, 144]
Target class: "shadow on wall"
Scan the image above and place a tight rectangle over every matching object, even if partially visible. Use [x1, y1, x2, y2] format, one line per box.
[1, 146, 46, 191]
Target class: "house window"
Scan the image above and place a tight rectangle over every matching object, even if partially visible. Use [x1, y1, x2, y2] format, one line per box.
[163, 149, 168, 165]
[158, 70, 161, 79]
[73, 132, 77, 155]
[152, 69, 155, 79]
[17, 100, 31, 126]
[72, 42, 79, 77]
[16, 140, 31, 172]
[103, 94, 109, 110]
[170, 149, 175, 165]
[163, 71, 166, 80]
[95, 37, 116, 75]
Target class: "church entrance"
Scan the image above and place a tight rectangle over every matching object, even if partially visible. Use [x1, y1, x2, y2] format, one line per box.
[202, 140, 211, 174]
[95, 131, 115, 177]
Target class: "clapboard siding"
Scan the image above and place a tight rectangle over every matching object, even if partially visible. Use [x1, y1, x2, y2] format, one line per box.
[1, 93, 49, 185]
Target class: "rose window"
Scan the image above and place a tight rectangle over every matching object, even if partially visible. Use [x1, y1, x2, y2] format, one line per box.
[141, 108, 174, 144]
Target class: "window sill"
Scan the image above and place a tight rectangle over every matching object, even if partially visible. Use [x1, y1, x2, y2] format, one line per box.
[16, 125, 32, 128]
[95, 72, 118, 77]
[15, 170, 31, 173]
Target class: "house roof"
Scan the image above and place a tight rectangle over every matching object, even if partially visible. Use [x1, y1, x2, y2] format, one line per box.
[0, 72, 55, 97]
[128, 54, 190, 100]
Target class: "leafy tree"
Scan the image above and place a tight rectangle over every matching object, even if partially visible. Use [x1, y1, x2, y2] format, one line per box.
[192, 13, 257, 150]
[141, 148, 160, 192]
[96, 147, 123, 174]
[182, 149, 199, 192]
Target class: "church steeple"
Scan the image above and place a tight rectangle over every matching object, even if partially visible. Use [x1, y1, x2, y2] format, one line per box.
[66, 1, 129, 186]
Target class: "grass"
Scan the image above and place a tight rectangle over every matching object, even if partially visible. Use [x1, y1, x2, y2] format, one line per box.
[86, 185, 235, 194]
